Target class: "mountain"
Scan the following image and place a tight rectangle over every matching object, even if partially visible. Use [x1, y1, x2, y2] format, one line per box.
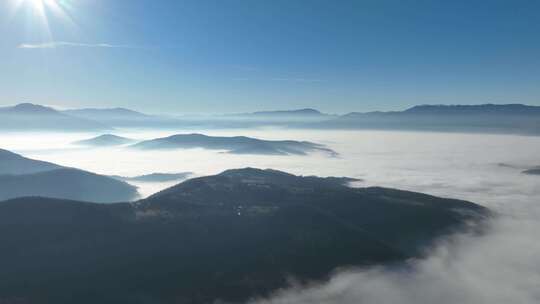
[0, 168, 139, 203]
[73, 134, 136, 147]
[0, 103, 109, 131]
[316, 104, 540, 135]
[143, 168, 485, 258]
[111, 172, 193, 182]
[131, 133, 338, 156]
[0, 149, 139, 202]
[3, 102, 60, 115]
[0, 148, 62, 175]
[222, 108, 333, 125]
[0, 168, 488, 304]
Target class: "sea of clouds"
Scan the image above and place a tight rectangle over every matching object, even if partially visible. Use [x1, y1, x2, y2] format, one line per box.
[1, 129, 539, 303]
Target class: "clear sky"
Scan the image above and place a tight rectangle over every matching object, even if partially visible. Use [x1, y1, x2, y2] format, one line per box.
[0, 0, 539, 114]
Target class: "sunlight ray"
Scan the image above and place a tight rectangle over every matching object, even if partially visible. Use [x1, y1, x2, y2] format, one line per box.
[7, 0, 79, 44]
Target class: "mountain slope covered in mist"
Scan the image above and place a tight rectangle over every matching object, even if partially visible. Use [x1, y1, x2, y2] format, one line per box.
[0, 168, 488, 304]
[0, 148, 63, 175]
[0, 168, 138, 203]
[0, 149, 139, 202]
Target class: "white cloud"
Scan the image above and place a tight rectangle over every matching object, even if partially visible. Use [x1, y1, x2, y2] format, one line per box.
[18, 41, 137, 49]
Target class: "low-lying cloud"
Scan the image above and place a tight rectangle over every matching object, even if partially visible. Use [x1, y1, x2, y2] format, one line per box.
[2, 129, 540, 303]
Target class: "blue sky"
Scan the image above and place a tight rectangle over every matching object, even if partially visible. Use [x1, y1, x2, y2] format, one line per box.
[0, 0, 539, 114]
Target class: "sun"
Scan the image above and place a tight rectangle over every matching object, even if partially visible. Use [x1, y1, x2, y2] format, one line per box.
[9, 0, 72, 18]
[26, 0, 57, 10]
[9, 0, 75, 41]
[14, 0, 72, 22]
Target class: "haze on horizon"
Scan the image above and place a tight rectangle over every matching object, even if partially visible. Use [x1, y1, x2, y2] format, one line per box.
[1, 0, 540, 114]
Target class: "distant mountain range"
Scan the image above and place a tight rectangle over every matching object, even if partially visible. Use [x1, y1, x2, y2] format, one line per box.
[2, 102, 540, 135]
[0, 168, 488, 304]
[0, 103, 173, 131]
[226, 108, 333, 121]
[0, 149, 138, 202]
[403, 104, 540, 115]
[131, 133, 338, 156]
[320, 104, 540, 135]
[250, 108, 327, 116]
[0, 103, 109, 131]
[341, 104, 540, 117]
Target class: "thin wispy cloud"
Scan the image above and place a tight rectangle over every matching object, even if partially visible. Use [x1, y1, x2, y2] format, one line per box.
[18, 41, 139, 49]
[230, 65, 259, 72]
[271, 78, 325, 83]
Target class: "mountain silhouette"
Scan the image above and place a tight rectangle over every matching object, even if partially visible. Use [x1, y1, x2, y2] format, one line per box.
[131, 133, 338, 156]
[5, 103, 59, 114]
[404, 104, 540, 115]
[0, 103, 109, 131]
[317, 104, 540, 135]
[73, 134, 136, 146]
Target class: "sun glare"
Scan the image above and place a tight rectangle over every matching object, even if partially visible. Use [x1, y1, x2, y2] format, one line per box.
[9, 0, 75, 41]
[12, 0, 68, 17]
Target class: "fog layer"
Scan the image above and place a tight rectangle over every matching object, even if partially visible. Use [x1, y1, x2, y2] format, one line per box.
[1, 129, 539, 303]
